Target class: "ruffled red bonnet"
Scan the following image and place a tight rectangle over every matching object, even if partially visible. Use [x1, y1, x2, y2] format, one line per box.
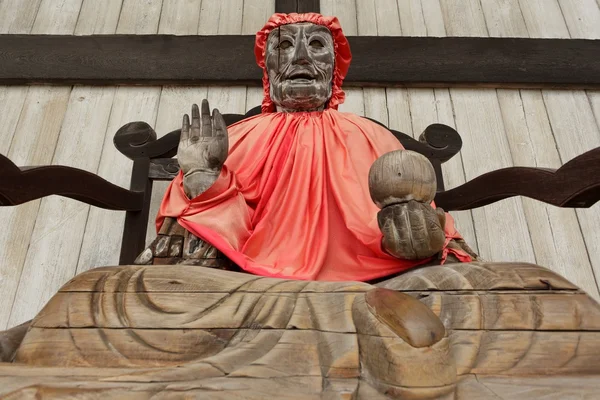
[254, 13, 352, 113]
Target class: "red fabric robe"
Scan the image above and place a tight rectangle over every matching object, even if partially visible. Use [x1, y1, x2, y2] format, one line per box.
[157, 13, 471, 281]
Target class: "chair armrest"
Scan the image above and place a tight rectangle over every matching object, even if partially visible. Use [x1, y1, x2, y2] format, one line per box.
[0, 153, 144, 211]
[434, 146, 600, 211]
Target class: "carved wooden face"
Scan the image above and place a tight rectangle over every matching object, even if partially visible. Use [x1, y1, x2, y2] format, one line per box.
[265, 22, 335, 112]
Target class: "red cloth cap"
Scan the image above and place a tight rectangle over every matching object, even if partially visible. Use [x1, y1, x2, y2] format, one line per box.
[254, 13, 352, 113]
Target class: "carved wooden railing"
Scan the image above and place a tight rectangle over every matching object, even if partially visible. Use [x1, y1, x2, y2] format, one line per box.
[435, 148, 600, 210]
[1, 106, 600, 264]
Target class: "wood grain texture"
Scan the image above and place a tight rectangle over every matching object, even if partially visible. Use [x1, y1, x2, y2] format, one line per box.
[558, 0, 600, 39]
[321, 0, 358, 36]
[198, 0, 243, 35]
[480, 0, 600, 300]
[390, 3, 478, 256]
[377, 261, 579, 291]
[0, 87, 70, 330]
[519, 0, 570, 39]
[31, 0, 83, 35]
[450, 330, 600, 376]
[158, 0, 201, 35]
[13, 265, 460, 398]
[0, 321, 29, 362]
[481, 0, 528, 37]
[0, 0, 66, 335]
[132, 217, 236, 268]
[76, 87, 160, 274]
[0, 0, 42, 34]
[0, 87, 27, 160]
[338, 87, 365, 116]
[2, 261, 600, 398]
[438, 1, 537, 266]
[2, 1, 600, 398]
[522, 0, 600, 298]
[116, 0, 162, 34]
[399, 3, 471, 264]
[7, 87, 116, 328]
[497, 89, 599, 298]
[6, 0, 168, 326]
[74, 0, 123, 35]
[538, 0, 600, 308]
[1, 373, 598, 399]
[242, 0, 275, 35]
[417, 292, 600, 331]
[0, 34, 599, 87]
[457, 374, 600, 400]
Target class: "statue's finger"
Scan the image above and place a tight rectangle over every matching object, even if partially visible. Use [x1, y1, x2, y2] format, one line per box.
[424, 206, 446, 256]
[213, 109, 229, 157]
[436, 207, 446, 230]
[212, 108, 226, 136]
[407, 202, 431, 258]
[201, 99, 212, 137]
[378, 205, 415, 259]
[190, 104, 201, 142]
[180, 114, 190, 142]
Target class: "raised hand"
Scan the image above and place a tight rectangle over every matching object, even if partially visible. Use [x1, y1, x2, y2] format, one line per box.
[178, 100, 229, 198]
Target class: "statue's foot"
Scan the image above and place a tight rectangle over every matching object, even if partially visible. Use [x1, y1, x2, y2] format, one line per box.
[134, 217, 239, 271]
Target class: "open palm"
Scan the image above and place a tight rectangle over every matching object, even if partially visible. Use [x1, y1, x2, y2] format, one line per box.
[177, 99, 229, 176]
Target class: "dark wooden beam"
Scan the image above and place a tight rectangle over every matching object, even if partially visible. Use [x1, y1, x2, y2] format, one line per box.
[0, 35, 599, 88]
[275, 0, 320, 13]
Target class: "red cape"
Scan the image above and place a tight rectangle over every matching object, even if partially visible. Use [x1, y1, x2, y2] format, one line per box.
[157, 110, 471, 281]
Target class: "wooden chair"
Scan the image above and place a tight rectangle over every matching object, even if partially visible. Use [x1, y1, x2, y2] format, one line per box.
[3, 105, 598, 265]
[0, 105, 458, 264]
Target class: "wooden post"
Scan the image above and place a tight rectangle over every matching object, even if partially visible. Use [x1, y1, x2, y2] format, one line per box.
[119, 157, 153, 265]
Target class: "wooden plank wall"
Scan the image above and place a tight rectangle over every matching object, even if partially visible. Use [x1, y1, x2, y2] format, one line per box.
[0, 0, 599, 328]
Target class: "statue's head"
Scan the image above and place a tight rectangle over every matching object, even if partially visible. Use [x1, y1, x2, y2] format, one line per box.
[255, 13, 352, 113]
[265, 23, 334, 112]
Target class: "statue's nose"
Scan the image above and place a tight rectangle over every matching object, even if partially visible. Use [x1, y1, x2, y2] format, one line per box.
[292, 40, 310, 65]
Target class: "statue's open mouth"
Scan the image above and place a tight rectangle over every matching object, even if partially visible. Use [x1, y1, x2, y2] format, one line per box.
[287, 71, 316, 83]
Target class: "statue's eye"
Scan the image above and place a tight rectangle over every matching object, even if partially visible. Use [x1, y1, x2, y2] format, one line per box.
[310, 39, 324, 48]
[279, 40, 292, 49]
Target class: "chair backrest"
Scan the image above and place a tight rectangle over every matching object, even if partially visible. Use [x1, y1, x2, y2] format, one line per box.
[113, 105, 463, 264]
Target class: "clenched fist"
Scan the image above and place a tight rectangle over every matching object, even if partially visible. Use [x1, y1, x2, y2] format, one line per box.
[378, 200, 446, 260]
[369, 150, 446, 260]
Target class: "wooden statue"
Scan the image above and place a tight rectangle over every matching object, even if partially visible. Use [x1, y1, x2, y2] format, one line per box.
[139, 14, 474, 274]
[1, 12, 600, 400]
